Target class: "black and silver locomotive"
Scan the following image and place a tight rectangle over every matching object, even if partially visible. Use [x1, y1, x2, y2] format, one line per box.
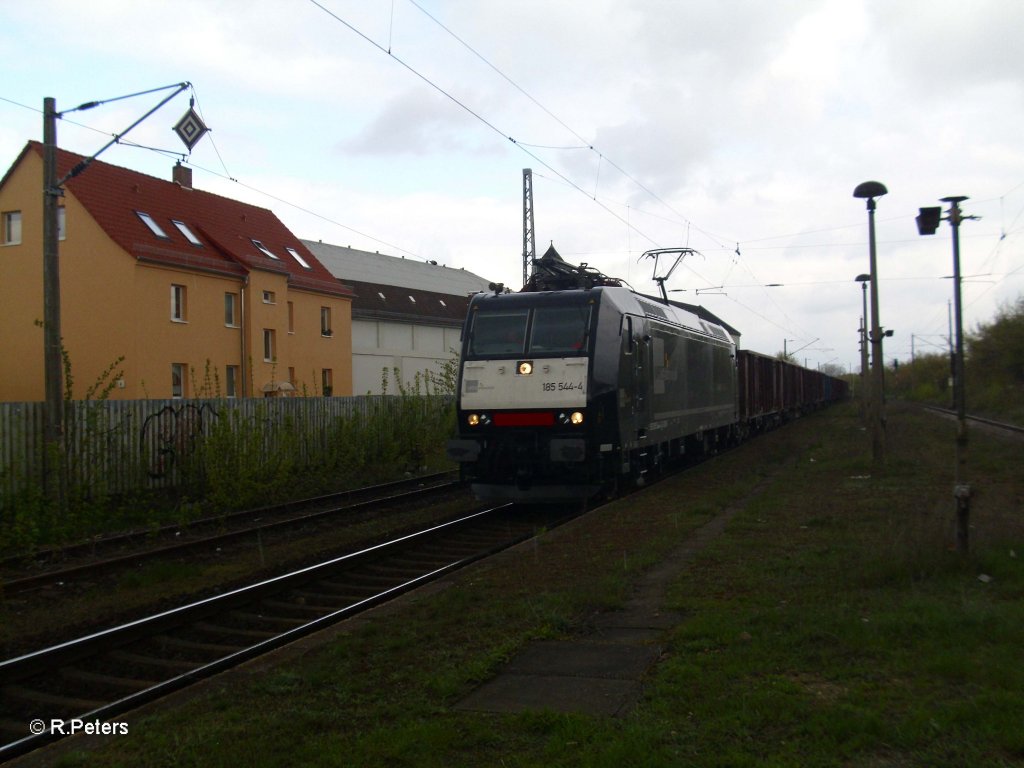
[447, 248, 747, 501]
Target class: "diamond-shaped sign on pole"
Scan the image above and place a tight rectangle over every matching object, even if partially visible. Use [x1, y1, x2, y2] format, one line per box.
[173, 107, 208, 152]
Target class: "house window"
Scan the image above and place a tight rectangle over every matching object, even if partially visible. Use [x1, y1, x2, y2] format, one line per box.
[226, 365, 240, 397]
[287, 301, 295, 334]
[322, 368, 333, 397]
[288, 367, 296, 387]
[171, 284, 187, 322]
[262, 290, 276, 304]
[251, 239, 279, 260]
[321, 306, 332, 337]
[2, 211, 21, 245]
[171, 363, 187, 398]
[137, 211, 170, 239]
[57, 206, 66, 241]
[172, 220, 203, 246]
[285, 246, 313, 269]
[263, 329, 276, 362]
[224, 292, 239, 327]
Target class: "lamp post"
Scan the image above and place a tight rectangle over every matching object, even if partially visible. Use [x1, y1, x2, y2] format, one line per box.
[917, 196, 976, 554]
[853, 181, 887, 464]
[855, 274, 870, 421]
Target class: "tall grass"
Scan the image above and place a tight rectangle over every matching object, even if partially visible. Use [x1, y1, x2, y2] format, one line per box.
[0, 363, 457, 556]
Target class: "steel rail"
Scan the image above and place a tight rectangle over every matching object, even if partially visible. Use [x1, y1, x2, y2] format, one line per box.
[1, 472, 456, 572]
[0, 503, 547, 762]
[2, 476, 462, 594]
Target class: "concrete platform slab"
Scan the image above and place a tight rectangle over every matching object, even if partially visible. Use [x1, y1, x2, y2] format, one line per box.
[454, 673, 643, 717]
[507, 641, 660, 679]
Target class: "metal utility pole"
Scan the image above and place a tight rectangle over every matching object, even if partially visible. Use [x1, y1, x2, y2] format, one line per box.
[855, 274, 870, 423]
[522, 168, 535, 288]
[917, 195, 977, 554]
[853, 181, 888, 465]
[40, 83, 194, 503]
[42, 99, 63, 453]
[944, 196, 973, 554]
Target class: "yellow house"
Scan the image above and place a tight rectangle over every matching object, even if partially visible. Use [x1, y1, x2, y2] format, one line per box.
[0, 142, 353, 400]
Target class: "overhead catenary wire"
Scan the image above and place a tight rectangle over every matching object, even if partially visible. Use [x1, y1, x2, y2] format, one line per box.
[305, 0, 662, 249]
[0, 92, 425, 261]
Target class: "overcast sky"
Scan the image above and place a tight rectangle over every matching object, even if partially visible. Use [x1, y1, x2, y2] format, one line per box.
[2, 0, 1022, 372]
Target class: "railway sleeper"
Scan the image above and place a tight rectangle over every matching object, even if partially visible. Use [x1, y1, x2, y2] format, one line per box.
[59, 667, 156, 692]
[152, 634, 244, 656]
[227, 610, 309, 629]
[259, 598, 337, 616]
[106, 650, 197, 673]
[288, 589, 355, 607]
[191, 622, 279, 641]
[0, 684, 104, 712]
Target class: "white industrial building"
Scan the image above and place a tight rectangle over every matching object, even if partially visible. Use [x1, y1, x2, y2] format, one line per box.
[303, 240, 492, 395]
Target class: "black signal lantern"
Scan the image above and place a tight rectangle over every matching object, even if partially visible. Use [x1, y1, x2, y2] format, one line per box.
[916, 206, 942, 235]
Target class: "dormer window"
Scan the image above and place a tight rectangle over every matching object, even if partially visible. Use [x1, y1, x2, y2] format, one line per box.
[408, 296, 417, 304]
[172, 220, 202, 246]
[377, 292, 386, 301]
[251, 239, 279, 259]
[285, 246, 312, 269]
[137, 211, 170, 239]
[439, 299, 447, 308]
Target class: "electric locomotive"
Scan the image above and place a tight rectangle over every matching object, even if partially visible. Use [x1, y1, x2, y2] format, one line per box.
[446, 248, 738, 501]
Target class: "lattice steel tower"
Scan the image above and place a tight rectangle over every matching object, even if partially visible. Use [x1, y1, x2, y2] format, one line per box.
[522, 168, 535, 288]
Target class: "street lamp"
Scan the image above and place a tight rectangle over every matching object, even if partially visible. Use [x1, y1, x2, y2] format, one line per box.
[854, 274, 870, 420]
[917, 195, 977, 554]
[853, 181, 888, 464]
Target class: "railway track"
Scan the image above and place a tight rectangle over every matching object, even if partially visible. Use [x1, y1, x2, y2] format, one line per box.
[920, 404, 1024, 438]
[1, 472, 461, 595]
[0, 502, 569, 761]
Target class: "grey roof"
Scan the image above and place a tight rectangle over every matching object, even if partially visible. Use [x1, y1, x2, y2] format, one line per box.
[302, 240, 493, 296]
[345, 279, 471, 327]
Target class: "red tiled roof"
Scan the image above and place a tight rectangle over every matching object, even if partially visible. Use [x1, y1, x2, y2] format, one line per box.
[23, 141, 353, 298]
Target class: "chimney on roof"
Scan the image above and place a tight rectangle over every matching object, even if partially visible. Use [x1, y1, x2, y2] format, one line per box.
[173, 162, 193, 190]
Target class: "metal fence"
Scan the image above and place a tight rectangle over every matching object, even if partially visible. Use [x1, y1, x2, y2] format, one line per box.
[0, 396, 450, 505]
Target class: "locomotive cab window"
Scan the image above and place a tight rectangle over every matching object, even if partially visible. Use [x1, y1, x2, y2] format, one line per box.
[529, 306, 591, 354]
[470, 310, 529, 355]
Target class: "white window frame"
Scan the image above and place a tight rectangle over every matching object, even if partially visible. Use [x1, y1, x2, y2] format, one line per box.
[2, 211, 22, 245]
[171, 284, 187, 322]
[321, 306, 332, 337]
[285, 246, 312, 269]
[224, 292, 239, 327]
[171, 363, 187, 398]
[263, 329, 276, 362]
[137, 211, 170, 239]
[251, 239, 280, 260]
[226, 365, 239, 398]
[262, 290, 276, 305]
[172, 219, 203, 246]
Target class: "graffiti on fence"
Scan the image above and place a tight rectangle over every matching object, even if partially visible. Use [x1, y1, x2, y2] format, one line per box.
[141, 403, 218, 479]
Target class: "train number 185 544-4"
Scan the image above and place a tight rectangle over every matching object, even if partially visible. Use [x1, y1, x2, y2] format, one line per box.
[542, 382, 583, 392]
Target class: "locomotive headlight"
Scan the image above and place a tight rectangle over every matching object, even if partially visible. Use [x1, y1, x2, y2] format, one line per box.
[558, 411, 585, 426]
[467, 413, 481, 427]
[516, 360, 533, 376]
